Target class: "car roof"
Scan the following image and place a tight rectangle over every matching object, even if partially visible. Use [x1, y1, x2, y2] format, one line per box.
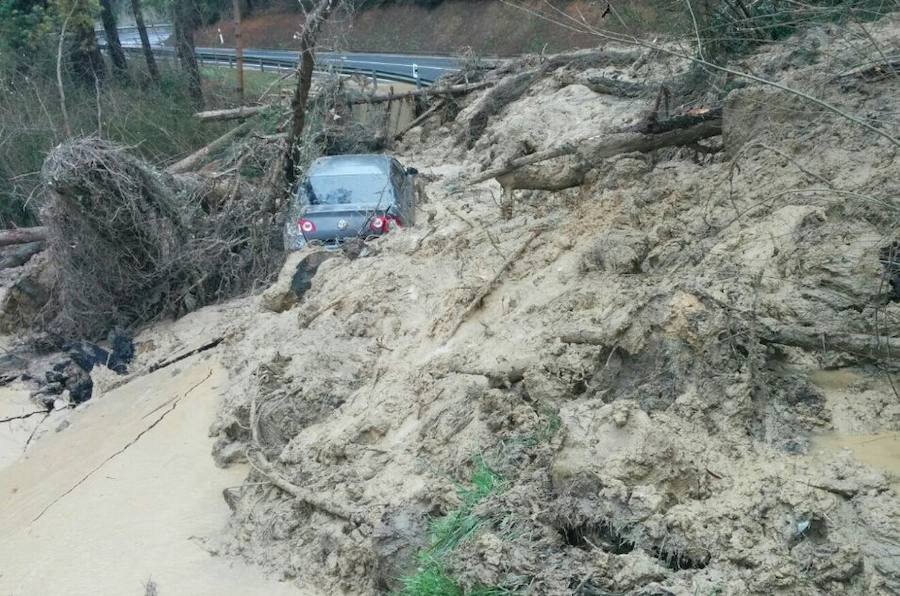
[308, 154, 393, 178]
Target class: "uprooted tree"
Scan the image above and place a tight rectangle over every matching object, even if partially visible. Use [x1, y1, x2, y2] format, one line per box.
[40, 138, 281, 339]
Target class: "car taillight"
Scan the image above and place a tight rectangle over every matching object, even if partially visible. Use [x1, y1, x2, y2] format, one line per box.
[298, 219, 316, 234]
[369, 215, 402, 233]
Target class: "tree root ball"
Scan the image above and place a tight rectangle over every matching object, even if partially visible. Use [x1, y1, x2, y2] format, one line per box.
[40, 137, 281, 339]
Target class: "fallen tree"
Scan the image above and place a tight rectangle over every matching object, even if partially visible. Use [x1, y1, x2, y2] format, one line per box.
[470, 108, 723, 186]
[284, 0, 341, 185]
[167, 121, 256, 174]
[349, 81, 493, 105]
[466, 108, 723, 219]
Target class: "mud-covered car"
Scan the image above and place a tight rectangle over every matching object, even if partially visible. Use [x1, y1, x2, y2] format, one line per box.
[284, 154, 418, 250]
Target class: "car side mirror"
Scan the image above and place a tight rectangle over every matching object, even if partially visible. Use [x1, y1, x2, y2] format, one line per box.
[406, 167, 419, 176]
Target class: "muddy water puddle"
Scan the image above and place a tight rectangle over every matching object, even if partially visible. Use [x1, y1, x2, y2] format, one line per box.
[0, 354, 314, 596]
[810, 368, 900, 490]
[814, 432, 900, 490]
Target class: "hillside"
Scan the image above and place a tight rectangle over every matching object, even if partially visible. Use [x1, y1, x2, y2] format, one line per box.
[199, 15, 900, 592]
[196, 0, 687, 55]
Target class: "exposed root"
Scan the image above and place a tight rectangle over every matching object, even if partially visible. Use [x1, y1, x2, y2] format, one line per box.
[445, 228, 543, 340]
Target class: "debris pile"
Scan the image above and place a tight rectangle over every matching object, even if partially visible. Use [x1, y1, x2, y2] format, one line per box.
[207, 14, 900, 596]
[40, 138, 281, 339]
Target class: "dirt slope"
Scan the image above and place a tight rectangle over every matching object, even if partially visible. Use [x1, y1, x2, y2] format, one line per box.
[205, 15, 900, 596]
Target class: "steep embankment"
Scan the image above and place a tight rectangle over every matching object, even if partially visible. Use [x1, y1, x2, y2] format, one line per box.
[196, 0, 685, 55]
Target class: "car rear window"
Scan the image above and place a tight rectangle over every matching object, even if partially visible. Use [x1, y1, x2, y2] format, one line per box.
[305, 173, 394, 206]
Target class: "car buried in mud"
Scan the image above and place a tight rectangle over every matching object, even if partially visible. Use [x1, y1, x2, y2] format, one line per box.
[284, 154, 418, 250]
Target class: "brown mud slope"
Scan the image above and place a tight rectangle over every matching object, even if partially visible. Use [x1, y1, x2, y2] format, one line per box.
[212, 18, 900, 596]
[197, 1, 685, 56]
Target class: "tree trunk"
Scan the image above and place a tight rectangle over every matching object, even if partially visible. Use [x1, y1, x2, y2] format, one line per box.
[468, 110, 724, 185]
[284, 0, 338, 185]
[0, 242, 44, 270]
[130, 0, 160, 82]
[173, 0, 204, 108]
[0, 227, 47, 247]
[99, 0, 128, 78]
[194, 105, 269, 122]
[349, 82, 493, 105]
[166, 121, 254, 174]
[758, 318, 900, 360]
[233, 0, 245, 104]
[69, 20, 106, 86]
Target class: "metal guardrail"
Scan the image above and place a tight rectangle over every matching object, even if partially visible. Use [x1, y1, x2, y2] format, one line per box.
[110, 23, 440, 85]
[122, 46, 431, 85]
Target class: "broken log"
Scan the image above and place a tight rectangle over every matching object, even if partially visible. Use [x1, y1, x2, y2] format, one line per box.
[468, 112, 723, 186]
[540, 47, 645, 72]
[394, 100, 445, 141]
[559, 72, 649, 98]
[351, 81, 493, 105]
[631, 106, 723, 135]
[758, 318, 900, 360]
[194, 105, 271, 122]
[0, 227, 47, 247]
[0, 241, 44, 269]
[167, 121, 255, 174]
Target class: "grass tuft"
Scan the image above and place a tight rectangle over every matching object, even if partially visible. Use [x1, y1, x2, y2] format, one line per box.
[397, 457, 511, 596]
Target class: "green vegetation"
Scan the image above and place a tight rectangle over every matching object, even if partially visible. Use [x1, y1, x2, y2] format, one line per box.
[521, 408, 561, 449]
[397, 457, 513, 596]
[0, 59, 256, 225]
[201, 65, 292, 100]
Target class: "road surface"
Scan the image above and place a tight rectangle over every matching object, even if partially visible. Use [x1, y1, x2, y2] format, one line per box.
[110, 24, 459, 85]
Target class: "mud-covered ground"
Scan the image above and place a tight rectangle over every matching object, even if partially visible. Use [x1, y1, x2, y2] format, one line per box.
[82, 16, 900, 596]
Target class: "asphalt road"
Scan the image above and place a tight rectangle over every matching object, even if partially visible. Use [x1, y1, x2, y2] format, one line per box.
[111, 24, 459, 85]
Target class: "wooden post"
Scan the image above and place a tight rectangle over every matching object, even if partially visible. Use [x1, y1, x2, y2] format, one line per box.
[233, 0, 244, 104]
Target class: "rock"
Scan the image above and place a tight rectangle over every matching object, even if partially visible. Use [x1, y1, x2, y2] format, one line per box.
[261, 249, 338, 313]
[584, 228, 649, 274]
[370, 507, 429, 592]
[66, 341, 111, 372]
[107, 327, 135, 373]
[68, 372, 94, 405]
[41, 358, 95, 405]
[213, 440, 247, 467]
[65, 330, 133, 375]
